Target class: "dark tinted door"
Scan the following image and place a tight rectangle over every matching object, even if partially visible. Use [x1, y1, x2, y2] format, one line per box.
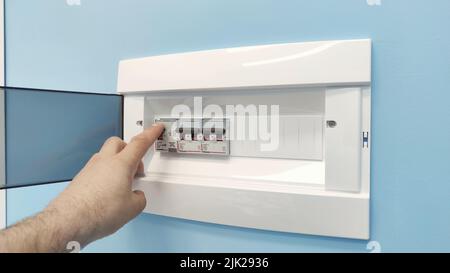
[1, 87, 123, 189]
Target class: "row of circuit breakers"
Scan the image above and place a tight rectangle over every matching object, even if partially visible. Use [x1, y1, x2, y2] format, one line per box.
[155, 118, 230, 155]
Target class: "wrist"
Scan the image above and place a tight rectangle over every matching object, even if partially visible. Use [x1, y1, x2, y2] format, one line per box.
[43, 196, 98, 251]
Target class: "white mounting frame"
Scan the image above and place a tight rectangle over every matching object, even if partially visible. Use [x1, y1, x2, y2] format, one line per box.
[118, 39, 372, 239]
[0, 0, 6, 230]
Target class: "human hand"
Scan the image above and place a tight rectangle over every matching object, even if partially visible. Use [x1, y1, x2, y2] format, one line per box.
[44, 123, 164, 248]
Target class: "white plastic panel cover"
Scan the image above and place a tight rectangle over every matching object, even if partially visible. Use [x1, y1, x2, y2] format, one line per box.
[119, 39, 372, 239]
[118, 39, 371, 93]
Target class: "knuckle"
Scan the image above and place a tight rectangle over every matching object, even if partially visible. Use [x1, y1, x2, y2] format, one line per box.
[106, 136, 123, 146]
[116, 156, 134, 167]
[140, 199, 147, 210]
[90, 153, 102, 162]
[136, 192, 147, 210]
[131, 135, 146, 144]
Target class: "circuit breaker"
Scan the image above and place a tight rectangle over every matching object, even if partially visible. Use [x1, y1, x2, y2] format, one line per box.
[155, 118, 230, 155]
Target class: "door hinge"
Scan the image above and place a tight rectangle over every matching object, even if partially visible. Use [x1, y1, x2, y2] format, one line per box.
[363, 132, 370, 148]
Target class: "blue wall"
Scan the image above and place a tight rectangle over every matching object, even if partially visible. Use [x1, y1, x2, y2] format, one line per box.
[5, 0, 450, 252]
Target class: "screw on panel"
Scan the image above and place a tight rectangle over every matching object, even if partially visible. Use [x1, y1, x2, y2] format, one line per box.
[326, 120, 337, 128]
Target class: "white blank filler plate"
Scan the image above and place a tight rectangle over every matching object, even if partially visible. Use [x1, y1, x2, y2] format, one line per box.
[118, 39, 371, 239]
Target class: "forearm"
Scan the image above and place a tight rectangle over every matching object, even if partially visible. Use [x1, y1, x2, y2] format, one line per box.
[0, 125, 162, 253]
[0, 203, 91, 253]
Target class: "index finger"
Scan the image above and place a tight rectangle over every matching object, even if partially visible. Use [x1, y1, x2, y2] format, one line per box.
[119, 123, 165, 166]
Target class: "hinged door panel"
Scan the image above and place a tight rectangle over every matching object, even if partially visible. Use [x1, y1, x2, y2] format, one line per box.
[1, 87, 123, 189]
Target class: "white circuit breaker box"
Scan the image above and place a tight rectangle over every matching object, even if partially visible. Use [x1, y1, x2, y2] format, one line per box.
[117, 39, 372, 239]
